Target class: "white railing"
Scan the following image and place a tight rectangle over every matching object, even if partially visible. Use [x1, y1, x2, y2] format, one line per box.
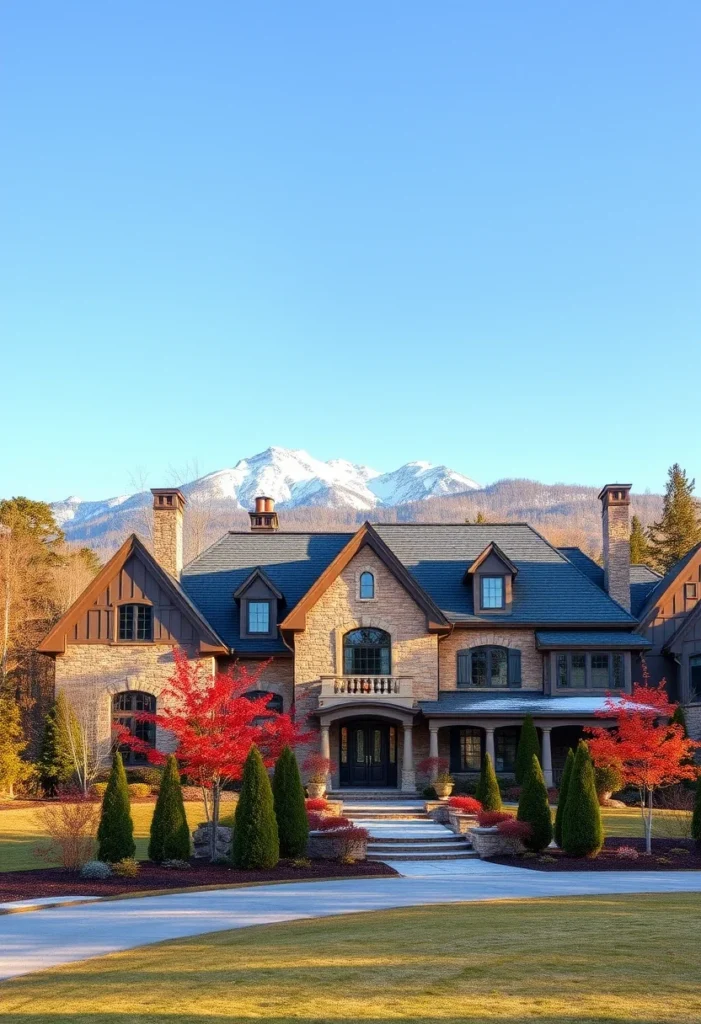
[319, 675, 412, 698]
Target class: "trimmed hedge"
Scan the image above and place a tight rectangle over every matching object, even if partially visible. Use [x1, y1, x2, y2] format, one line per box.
[127, 783, 152, 799]
[272, 746, 309, 858]
[561, 741, 603, 858]
[97, 752, 136, 863]
[475, 753, 502, 811]
[232, 746, 279, 869]
[149, 754, 191, 863]
[516, 754, 553, 852]
[514, 715, 541, 785]
[554, 747, 574, 847]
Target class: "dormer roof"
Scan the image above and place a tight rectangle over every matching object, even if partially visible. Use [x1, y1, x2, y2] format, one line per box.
[464, 541, 519, 579]
[233, 566, 284, 601]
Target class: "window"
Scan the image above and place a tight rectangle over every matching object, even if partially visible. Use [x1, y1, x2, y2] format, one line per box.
[343, 628, 391, 675]
[556, 651, 625, 689]
[691, 655, 701, 700]
[480, 576, 504, 609]
[244, 689, 283, 714]
[247, 601, 270, 634]
[112, 691, 156, 764]
[591, 653, 610, 688]
[359, 571, 375, 600]
[685, 583, 698, 601]
[495, 727, 519, 772]
[118, 604, 153, 641]
[457, 646, 521, 688]
[557, 652, 586, 689]
[451, 726, 482, 772]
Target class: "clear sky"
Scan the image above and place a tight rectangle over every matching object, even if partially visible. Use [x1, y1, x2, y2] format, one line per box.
[1, 2, 699, 502]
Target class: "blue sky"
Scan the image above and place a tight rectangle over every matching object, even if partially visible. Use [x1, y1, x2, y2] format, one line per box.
[1, 2, 699, 502]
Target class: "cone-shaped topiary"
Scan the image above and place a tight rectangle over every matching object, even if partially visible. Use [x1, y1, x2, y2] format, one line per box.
[514, 715, 541, 785]
[272, 746, 309, 858]
[148, 754, 190, 863]
[475, 752, 502, 811]
[232, 745, 279, 869]
[692, 777, 701, 849]
[561, 740, 603, 858]
[37, 692, 76, 796]
[97, 751, 136, 863]
[554, 747, 575, 847]
[517, 754, 553, 851]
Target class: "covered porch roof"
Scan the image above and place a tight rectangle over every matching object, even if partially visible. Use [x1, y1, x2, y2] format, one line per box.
[418, 691, 623, 718]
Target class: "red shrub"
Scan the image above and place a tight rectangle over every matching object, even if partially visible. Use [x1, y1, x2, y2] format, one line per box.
[477, 810, 513, 827]
[448, 796, 482, 814]
[305, 798, 330, 812]
[496, 818, 533, 841]
[307, 813, 352, 831]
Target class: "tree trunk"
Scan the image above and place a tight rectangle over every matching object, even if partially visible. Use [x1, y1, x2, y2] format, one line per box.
[645, 787, 653, 855]
[210, 781, 221, 861]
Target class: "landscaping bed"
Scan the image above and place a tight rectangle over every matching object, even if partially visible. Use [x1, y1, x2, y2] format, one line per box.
[490, 837, 701, 871]
[0, 858, 398, 902]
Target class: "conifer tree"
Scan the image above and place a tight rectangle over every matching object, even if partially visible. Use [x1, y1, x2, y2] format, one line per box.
[649, 464, 701, 573]
[514, 715, 541, 785]
[232, 745, 279, 869]
[0, 691, 30, 798]
[475, 752, 502, 811]
[554, 747, 575, 848]
[97, 751, 135, 862]
[629, 515, 651, 565]
[272, 746, 309, 858]
[37, 692, 76, 795]
[148, 754, 190, 862]
[561, 741, 603, 858]
[517, 754, 553, 851]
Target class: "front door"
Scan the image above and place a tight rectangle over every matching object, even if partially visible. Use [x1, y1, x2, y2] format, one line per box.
[339, 720, 397, 788]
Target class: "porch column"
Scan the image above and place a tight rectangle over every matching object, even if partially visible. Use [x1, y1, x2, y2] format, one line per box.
[541, 726, 553, 788]
[485, 727, 495, 764]
[320, 724, 331, 761]
[429, 722, 439, 779]
[401, 722, 416, 793]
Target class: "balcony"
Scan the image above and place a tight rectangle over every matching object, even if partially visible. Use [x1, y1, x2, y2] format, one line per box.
[318, 675, 415, 709]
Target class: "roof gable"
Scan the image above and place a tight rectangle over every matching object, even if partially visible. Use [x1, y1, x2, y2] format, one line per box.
[465, 541, 518, 579]
[233, 566, 283, 601]
[637, 541, 701, 626]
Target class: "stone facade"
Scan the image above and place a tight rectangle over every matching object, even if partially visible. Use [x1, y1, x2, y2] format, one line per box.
[151, 490, 184, 578]
[601, 486, 631, 612]
[438, 628, 542, 691]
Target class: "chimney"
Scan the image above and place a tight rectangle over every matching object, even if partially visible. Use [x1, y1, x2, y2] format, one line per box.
[151, 488, 186, 577]
[249, 495, 279, 532]
[598, 483, 631, 612]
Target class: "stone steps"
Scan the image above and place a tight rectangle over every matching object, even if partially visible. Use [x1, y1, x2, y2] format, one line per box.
[345, 802, 475, 862]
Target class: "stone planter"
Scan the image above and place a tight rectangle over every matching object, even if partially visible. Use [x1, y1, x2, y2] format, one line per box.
[425, 801, 450, 824]
[434, 780, 454, 798]
[469, 826, 525, 859]
[307, 830, 368, 861]
[448, 811, 479, 835]
[192, 823, 233, 860]
[307, 782, 327, 799]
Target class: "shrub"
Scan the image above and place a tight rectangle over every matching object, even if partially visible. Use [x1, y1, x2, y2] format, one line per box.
[423, 786, 438, 800]
[332, 825, 369, 862]
[80, 860, 112, 879]
[125, 766, 163, 787]
[475, 753, 502, 811]
[448, 796, 482, 814]
[514, 715, 540, 785]
[219, 812, 236, 829]
[127, 783, 152, 799]
[149, 754, 191, 863]
[615, 845, 638, 860]
[34, 789, 100, 870]
[554, 748, 575, 847]
[162, 858, 192, 870]
[501, 785, 522, 802]
[272, 746, 309, 858]
[302, 752, 337, 784]
[594, 764, 624, 799]
[37, 692, 77, 796]
[477, 810, 513, 827]
[308, 813, 351, 831]
[517, 754, 553, 852]
[452, 779, 479, 796]
[181, 786, 204, 802]
[670, 847, 689, 857]
[656, 856, 673, 865]
[292, 857, 312, 868]
[112, 857, 140, 878]
[693, 774, 701, 848]
[231, 745, 279, 869]
[91, 783, 108, 799]
[417, 757, 452, 784]
[97, 752, 136, 864]
[496, 818, 532, 842]
[305, 798, 330, 812]
[561, 741, 603, 858]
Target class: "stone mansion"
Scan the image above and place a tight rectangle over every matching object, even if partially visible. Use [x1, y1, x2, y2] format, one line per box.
[40, 484, 701, 792]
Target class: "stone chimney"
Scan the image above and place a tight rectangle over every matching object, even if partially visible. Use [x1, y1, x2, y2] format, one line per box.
[598, 483, 631, 612]
[249, 495, 279, 532]
[151, 488, 186, 577]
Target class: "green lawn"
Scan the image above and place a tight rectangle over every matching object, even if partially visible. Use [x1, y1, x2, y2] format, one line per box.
[1, 894, 700, 1022]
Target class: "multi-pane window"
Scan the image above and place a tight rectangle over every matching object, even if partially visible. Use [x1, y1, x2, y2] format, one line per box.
[118, 604, 153, 641]
[458, 727, 482, 771]
[495, 727, 519, 772]
[457, 646, 519, 687]
[556, 651, 625, 689]
[480, 576, 504, 609]
[591, 654, 610, 688]
[343, 628, 391, 675]
[690, 655, 701, 700]
[243, 689, 283, 719]
[359, 572, 375, 599]
[247, 601, 270, 634]
[112, 691, 156, 764]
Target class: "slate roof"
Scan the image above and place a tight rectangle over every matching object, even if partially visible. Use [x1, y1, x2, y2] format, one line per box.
[558, 547, 663, 618]
[418, 692, 625, 717]
[535, 630, 651, 649]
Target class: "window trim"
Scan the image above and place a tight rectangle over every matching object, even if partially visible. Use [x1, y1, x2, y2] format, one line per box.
[555, 650, 625, 690]
[358, 570, 376, 601]
[116, 602, 153, 643]
[245, 599, 273, 636]
[343, 627, 392, 676]
[480, 575, 505, 611]
[457, 645, 521, 688]
[112, 690, 156, 764]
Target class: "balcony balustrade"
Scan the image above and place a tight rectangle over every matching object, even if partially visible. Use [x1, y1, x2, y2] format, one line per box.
[318, 674, 414, 707]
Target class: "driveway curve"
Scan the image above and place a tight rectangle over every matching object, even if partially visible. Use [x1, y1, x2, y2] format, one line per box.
[2, 862, 701, 981]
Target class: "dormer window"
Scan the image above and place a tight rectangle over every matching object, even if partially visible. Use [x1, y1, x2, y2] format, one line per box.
[118, 604, 153, 641]
[247, 600, 270, 634]
[480, 576, 504, 610]
[359, 571, 375, 600]
[234, 567, 283, 641]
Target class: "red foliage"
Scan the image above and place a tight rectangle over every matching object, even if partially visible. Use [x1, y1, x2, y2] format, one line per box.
[304, 798, 330, 812]
[302, 752, 337, 782]
[496, 818, 533, 841]
[416, 756, 450, 775]
[307, 813, 352, 831]
[448, 796, 482, 814]
[477, 810, 513, 827]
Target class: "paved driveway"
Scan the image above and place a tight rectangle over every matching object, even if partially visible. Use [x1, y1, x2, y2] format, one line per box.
[2, 865, 701, 982]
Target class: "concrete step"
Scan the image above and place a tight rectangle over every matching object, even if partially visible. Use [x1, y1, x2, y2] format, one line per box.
[365, 835, 468, 846]
[367, 850, 478, 861]
[345, 813, 431, 821]
[327, 791, 420, 801]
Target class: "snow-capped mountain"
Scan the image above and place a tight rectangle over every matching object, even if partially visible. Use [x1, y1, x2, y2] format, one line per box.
[52, 447, 481, 538]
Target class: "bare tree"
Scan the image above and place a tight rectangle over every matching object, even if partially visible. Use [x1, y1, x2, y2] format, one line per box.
[62, 683, 110, 793]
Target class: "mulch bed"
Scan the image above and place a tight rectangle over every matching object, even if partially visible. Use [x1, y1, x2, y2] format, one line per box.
[0, 858, 398, 902]
[490, 837, 701, 871]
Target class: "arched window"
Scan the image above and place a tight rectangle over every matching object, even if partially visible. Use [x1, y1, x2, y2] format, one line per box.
[456, 646, 521, 688]
[118, 604, 153, 641]
[112, 691, 156, 764]
[359, 571, 375, 600]
[343, 628, 391, 675]
[244, 690, 283, 714]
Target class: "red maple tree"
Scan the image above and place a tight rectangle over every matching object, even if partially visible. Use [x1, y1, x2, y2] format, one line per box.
[117, 647, 310, 858]
[586, 679, 700, 853]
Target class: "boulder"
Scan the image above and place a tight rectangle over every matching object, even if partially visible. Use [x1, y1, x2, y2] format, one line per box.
[192, 823, 233, 860]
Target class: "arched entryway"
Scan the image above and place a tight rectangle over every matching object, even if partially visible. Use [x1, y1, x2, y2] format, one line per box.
[339, 717, 398, 788]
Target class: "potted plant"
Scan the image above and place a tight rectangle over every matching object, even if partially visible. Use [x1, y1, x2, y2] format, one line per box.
[417, 756, 454, 798]
[303, 753, 337, 799]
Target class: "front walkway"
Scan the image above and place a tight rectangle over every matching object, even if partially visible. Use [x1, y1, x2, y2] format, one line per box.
[2, 867, 701, 982]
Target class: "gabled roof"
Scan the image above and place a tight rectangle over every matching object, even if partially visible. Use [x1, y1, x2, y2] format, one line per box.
[558, 547, 663, 619]
[535, 630, 651, 650]
[637, 541, 701, 625]
[233, 566, 283, 601]
[280, 523, 449, 632]
[464, 541, 518, 578]
[39, 534, 228, 655]
[662, 593, 701, 654]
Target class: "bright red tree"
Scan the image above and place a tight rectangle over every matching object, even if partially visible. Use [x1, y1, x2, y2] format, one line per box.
[117, 647, 310, 859]
[586, 680, 700, 853]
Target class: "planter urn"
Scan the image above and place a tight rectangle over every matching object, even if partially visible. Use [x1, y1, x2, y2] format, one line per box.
[434, 780, 454, 799]
[307, 781, 327, 799]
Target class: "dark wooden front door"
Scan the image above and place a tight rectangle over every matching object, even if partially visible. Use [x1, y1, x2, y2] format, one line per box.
[339, 720, 397, 788]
